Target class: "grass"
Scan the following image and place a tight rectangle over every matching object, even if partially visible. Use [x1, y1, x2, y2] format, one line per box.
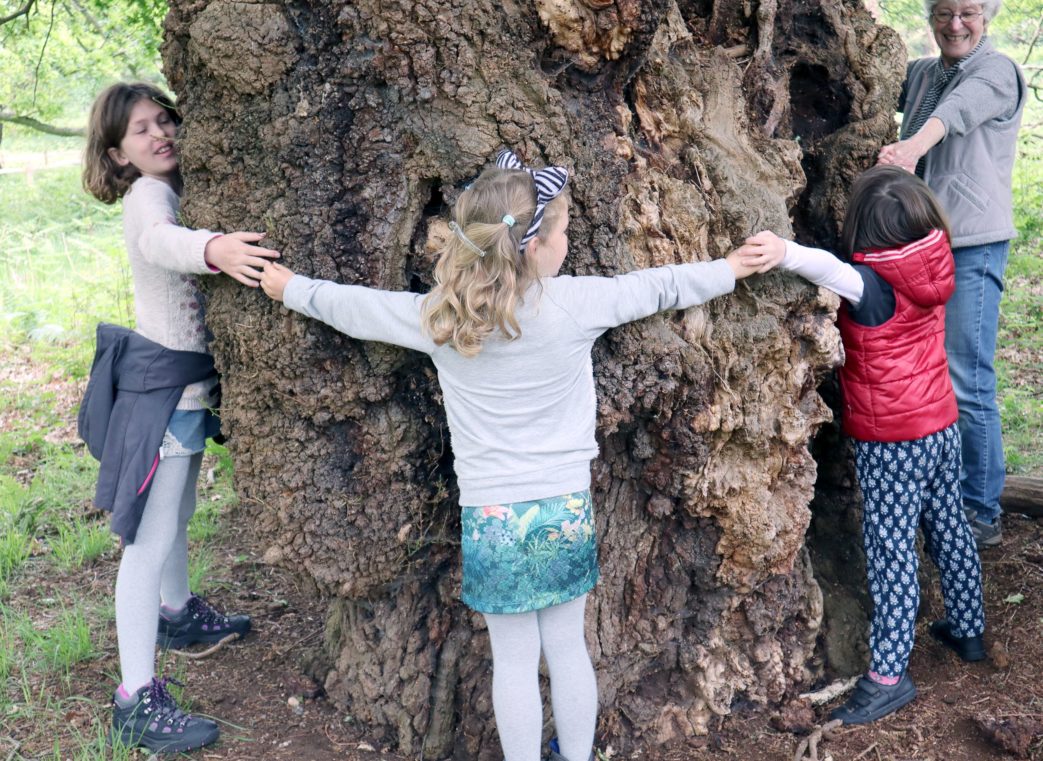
[0, 130, 132, 379]
[50, 521, 116, 570]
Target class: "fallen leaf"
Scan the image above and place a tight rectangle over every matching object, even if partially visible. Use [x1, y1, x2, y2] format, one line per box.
[1003, 593, 1025, 604]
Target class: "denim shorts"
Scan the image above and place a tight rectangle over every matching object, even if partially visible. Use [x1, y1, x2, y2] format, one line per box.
[160, 409, 220, 458]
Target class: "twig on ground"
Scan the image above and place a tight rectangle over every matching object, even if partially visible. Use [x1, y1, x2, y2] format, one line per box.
[173, 633, 239, 660]
[852, 743, 878, 761]
[2, 736, 21, 761]
[324, 722, 349, 748]
[793, 718, 843, 761]
[268, 627, 323, 659]
[799, 677, 860, 706]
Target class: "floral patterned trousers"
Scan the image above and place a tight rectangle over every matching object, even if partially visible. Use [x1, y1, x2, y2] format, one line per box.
[855, 424, 985, 678]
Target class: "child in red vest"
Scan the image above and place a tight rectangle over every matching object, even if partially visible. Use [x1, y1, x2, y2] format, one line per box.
[737, 165, 985, 724]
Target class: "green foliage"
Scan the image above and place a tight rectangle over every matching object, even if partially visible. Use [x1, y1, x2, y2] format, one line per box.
[187, 546, 215, 595]
[0, 0, 166, 129]
[878, 0, 1043, 59]
[0, 159, 132, 374]
[0, 529, 31, 595]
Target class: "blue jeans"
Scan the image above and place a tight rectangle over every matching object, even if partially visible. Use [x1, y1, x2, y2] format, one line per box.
[945, 241, 1009, 525]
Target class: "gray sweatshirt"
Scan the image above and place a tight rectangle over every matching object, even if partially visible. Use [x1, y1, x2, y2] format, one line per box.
[283, 259, 736, 506]
[122, 176, 221, 409]
[900, 39, 1026, 248]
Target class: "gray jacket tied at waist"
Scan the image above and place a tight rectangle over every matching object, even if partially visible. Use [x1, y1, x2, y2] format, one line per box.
[78, 323, 217, 543]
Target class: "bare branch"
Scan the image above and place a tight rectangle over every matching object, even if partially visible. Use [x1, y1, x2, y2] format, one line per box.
[63, 0, 102, 35]
[1023, 10, 1043, 66]
[31, 0, 58, 106]
[0, 0, 36, 26]
[0, 109, 84, 136]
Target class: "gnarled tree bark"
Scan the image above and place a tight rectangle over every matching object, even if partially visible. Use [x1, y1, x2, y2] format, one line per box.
[162, 0, 903, 755]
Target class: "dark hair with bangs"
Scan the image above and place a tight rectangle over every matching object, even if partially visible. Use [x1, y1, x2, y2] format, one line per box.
[841, 165, 952, 258]
[82, 82, 181, 204]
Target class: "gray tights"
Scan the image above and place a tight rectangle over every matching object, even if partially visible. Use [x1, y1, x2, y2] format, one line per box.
[483, 594, 597, 761]
[114, 453, 200, 692]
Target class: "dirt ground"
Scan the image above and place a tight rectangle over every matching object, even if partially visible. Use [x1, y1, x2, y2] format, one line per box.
[4, 349, 1042, 761]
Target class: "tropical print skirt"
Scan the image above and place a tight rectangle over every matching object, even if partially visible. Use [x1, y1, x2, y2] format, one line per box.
[461, 490, 599, 614]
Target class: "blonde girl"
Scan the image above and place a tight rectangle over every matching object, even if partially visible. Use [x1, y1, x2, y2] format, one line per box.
[260, 149, 757, 761]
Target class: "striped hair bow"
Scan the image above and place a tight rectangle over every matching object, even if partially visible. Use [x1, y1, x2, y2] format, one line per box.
[495, 148, 569, 253]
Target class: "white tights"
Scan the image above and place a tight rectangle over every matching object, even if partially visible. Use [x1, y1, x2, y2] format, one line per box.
[483, 594, 597, 761]
[114, 453, 200, 692]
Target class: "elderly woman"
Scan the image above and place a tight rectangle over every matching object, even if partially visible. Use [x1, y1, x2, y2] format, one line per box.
[878, 0, 1026, 550]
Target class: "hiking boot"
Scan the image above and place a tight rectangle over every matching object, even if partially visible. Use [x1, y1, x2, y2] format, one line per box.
[158, 594, 250, 650]
[929, 620, 986, 662]
[110, 678, 219, 753]
[828, 674, 916, 725]
[968, 515, 1002, 548]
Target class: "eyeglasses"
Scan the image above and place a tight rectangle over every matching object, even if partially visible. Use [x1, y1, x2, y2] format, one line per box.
[930, 9, 984, 24]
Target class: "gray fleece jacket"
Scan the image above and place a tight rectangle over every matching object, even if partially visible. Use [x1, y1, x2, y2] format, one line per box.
[900, 39, 1027, 248]
[283, 259, 736, 506]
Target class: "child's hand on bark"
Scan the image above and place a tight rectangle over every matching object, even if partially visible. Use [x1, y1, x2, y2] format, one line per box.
[260, 261, 295, 302]
[734, 230, 786, 274]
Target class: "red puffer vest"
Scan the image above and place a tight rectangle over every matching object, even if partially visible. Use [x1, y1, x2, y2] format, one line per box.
[837, 228, 959, 443]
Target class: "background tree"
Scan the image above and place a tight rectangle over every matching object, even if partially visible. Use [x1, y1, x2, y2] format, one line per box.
[158, 0, 907, 756]
[0, 0, 165, 140]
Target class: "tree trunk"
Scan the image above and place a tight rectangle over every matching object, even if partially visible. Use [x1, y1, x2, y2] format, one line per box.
[1002, 477, 1043, 517]
[162, 0, 904, 755]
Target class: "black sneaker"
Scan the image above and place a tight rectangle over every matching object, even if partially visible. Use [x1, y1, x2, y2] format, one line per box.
[829, 674, 916, 725]
[110, 678, 219, 753]
[969, 515, 1002, 548]
[158, 594, 251, 649]
[929, 620, 986, 661]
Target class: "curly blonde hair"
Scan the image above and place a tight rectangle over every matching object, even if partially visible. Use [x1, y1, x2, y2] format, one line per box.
[82, 82, 180, 205]
[421, 168, 568, 357]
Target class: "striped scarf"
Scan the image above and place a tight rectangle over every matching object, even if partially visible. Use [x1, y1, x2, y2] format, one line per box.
[905, 37, 986, 177]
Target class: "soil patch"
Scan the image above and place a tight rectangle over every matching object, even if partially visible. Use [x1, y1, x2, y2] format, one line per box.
[3, 347, 1041, 760]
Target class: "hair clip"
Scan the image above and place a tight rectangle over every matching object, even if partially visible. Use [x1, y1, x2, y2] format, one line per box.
[502, 214, 516, 227]
[448, 221, 486, 258]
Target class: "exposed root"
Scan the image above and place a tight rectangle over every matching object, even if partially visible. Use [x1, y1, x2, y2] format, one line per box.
[799, 676, 860, 706]
[793, 718, 844, 761]
[172, 633, 239, 660]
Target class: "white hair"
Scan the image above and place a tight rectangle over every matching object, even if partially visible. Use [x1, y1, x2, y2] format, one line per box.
[924, 0, 1002, 22]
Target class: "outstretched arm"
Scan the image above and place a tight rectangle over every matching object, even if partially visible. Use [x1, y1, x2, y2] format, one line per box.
[260, 262, 434, 353]
[129, 179, 279, 284]
[204, 232, 281, 288]
[877, 117, 945, 174]
[736, 230, 864, 305]
[560, 257, 738, 337]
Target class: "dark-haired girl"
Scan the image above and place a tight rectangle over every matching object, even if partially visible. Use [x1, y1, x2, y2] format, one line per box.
[738, 165, 985, 725]
[82, 82, 278, 752]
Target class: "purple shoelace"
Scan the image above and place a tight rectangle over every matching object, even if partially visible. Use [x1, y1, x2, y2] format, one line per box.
[185, 594, 233, 632]
[142, 677, 191, 732]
